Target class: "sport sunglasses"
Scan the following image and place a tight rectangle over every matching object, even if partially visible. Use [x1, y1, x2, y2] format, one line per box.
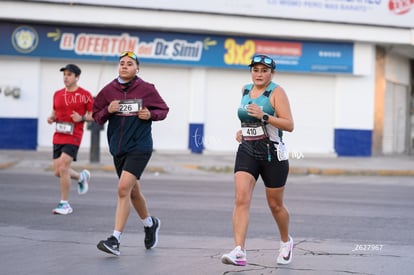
[120, 51, 139, 64]
[252, 55, 275, 69]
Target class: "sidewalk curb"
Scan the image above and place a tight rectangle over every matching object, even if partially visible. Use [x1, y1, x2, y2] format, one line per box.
[1, 161, 414, 177]
[0, 161, 19, 170]
[289, 167, 414, 176]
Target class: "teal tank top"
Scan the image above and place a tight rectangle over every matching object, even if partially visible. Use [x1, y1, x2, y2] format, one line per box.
[237, 81, 284, 143]
[238, 82, 277, 122]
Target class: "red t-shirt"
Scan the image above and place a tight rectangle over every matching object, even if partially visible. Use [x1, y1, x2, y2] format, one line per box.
[52, 87, 94, 146]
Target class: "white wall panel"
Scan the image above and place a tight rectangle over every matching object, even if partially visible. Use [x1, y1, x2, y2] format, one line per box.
[336, 43, 376, 130]
[353, 43, 373, 76]
[0, 57, 41, 118]
[334, 75, 375, 130]
[385, 53, 410, 85]
[3, 1, 414, 43]
[139, 65, 192, 152]
[279, 73, 336, 155]
[204, 69, 246, 153]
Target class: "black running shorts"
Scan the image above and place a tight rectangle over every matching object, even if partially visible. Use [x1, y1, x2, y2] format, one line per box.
[53, 144, 79, 161]
[113, 151, 152, 180]
[234, 149, 289, 188]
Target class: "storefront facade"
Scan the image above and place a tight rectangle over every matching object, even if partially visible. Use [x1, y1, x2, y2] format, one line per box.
[0, 0, 413, 156]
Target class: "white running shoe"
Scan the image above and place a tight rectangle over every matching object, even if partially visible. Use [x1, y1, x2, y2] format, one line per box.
[53, 202, 73, 215]
[77, 169, 90, 195]
[277, 235, 293, 265]
[221, 246, 247, 266]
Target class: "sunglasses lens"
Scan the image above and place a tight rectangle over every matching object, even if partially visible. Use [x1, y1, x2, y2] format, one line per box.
[252, 55, 273, 65]
[253, 56, 262, 62]
[263, 57, 272, 65]
[120, 52, 138, 62]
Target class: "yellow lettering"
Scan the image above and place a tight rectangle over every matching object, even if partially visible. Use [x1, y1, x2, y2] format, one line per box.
[224, 39, 236, 64]
[224, 39, 256, 66]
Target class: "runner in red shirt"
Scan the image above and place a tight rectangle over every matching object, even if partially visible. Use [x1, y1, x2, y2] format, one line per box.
[47, 64, 94, 215]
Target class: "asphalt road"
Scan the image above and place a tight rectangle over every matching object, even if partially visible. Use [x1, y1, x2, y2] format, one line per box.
[1, 171, 413, 274]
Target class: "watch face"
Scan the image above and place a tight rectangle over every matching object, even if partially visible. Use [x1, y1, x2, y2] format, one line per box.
[263, 114, 269, 121]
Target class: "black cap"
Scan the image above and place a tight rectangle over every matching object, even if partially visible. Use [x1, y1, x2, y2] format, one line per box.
[60, 64, 81, 75]
[248, 54, 276, 70]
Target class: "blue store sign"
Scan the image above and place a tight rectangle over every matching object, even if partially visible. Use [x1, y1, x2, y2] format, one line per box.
[0, 22, 353, 74]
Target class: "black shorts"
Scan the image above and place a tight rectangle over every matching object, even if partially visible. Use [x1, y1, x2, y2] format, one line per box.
[113, 151, 152, 179]
[53, 144, 79, 161]
[234, 149, 289, 188]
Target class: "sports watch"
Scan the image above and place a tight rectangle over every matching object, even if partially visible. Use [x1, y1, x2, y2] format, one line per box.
[262, 114, 269, 123]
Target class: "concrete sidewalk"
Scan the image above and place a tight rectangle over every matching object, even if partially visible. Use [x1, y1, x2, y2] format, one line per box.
[0, 149, 414, 176]
[4, 227, 412, 275]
